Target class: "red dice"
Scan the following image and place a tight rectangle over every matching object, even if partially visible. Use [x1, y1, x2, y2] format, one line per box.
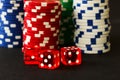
[38, 49, 60, 69]
[23, 46, 82, 69]
[60, 46, 82, 66]
[23, 48, 39, 65]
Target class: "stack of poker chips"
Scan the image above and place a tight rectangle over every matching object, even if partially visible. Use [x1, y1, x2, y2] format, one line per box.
[0, 0, 24, 48]
[73, 0, 111, 54]
[59, 0, 75, 46]
[23, 0, 61, 52]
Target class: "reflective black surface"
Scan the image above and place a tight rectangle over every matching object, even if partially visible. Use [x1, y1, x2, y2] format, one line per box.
[0, 37, 120, 80]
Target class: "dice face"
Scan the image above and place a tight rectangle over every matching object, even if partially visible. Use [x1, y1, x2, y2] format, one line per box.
[23, 48, 39, 65]
[38, 50, 60, 69]
[61, 46, 82, 66]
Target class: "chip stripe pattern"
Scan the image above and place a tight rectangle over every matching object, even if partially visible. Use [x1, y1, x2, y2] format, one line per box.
[22, 0, 62, 69]
[0, 0, 24, 48]
[73, 0, 111, 54]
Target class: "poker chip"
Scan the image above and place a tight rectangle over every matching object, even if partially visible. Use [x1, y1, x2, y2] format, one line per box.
[59, 0, 75, 46]
[81, 47, 110, 54]
[23, 0, 61, 51]
[0, 0, 24, 48]
[22, 0, 62, 68]
[73, 0, 111, 54]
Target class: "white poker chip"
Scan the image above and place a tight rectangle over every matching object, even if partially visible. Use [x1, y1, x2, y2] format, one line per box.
[73, 8, 109, 13]
[81, 48, 110, 54]
[75, 22, 110, 26]
[75, 18, 110, 23]
[75, 21, 110, 26]
[77, 42, 110, 47]
[75, 30, 110, 35]
[73, 5, 109, 11]
[75, 33, 110, 38]
[74, 24, 111, 29]
[73, 11, 109, 17]
[74, 0, 109, 4]
[73, 0, 111, 54]
[80, 45, 110, 50]
[76, 42, 110, 48]
[75, 31, 110, 36]
[73, 3, 108, 7]
[73, 15, 109, 20]
[79, 45, 110, 50]
[75, 38, 109, 44]
[75, 26, 111, 32]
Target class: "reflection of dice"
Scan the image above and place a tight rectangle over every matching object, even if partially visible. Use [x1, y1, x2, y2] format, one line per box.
[38, 50, 60, 69]
[24, 48, 39, 65]
[61, 46, 82, 66]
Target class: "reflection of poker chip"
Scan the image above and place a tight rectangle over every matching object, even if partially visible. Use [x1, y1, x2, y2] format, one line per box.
[73, 0, 111, 54]
[0, 0, 24, 48]
[23, 0, 61, 51]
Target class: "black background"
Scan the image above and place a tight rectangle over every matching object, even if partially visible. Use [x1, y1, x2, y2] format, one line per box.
[0, 0, 120, 80]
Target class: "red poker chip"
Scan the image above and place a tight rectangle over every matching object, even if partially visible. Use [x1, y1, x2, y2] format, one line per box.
[24, 1, 61, 13]
[23, 43, 59, 48]
[23, 26, 60, 33]
[24, 19, 60, 24]
[23, 32, 59, 40]
[24, 5, 61, 13]
[23, 0, 61, 53]
[23, 23, 60, 27]
[23, 37, 59, 43]
[23, 26, 60, 31]
[23, 30, 59, 36]
[25, 11, 61, 18]
[23, 31, 59, 37]
[23, 32, 59, 38]
[24, 0, 61, 7]
[25, 41, 59, 46]
[23, 25, 60, 30]
[24, 17, 61, 23]
[24, 8, 61, 14]
[23, 28, 60, 33]
[24, 19, 60, 25]
[22, 45, 60, 53]
[24, 19, 60, 28]
[23, 36, 59, 43]
[23, 43, 58, 47]
[23, 40, 59, 45]
[23, 33, 59, 37]
[24, 12, 61, 20]
[23, 36, 59, 42]
[23, 44, 59, 50]
[23, 25, 60, 32]
[24, 4, 61, 9]
[25, 12, 61, 17]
